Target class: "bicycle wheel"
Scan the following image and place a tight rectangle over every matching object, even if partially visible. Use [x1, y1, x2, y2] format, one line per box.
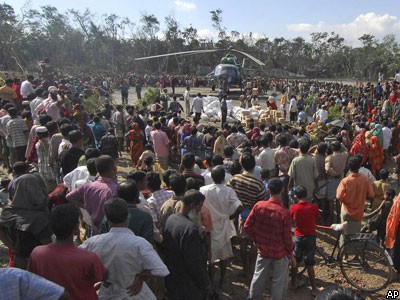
[339, 239, 393, 292]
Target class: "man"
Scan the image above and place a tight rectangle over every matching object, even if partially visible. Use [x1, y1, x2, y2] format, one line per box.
[184, 86, 191, 115]
[227, 153, 265, 274]
[87, 116, 106, 149]
[99, 128, 119, 159]
[120, 81, 129, 106]
[66, 155, 118, 235]
[7, 107, 29, 165]
[182, 128, 204, 159]
[220, 94, 228, 128]
[110, 104, 127, 157]
[256, 133, 276, 177]
[227, 126, 248, 150]
[101, 180, 154, 244]
[382, 120, 392, 160]
[151, 121, 169, 170]
[20, 75, 35, 100]
[192, 92, 204, 120]
[0, 79, 18, 106]
[0, 268, 67, 300]
[324, 141, 348, 224]
[245, 178, 295, 300]
[160, 88, 169, 111]
[146, 171, 175, 241]
[59, 129, 85, 176]
[43, 86, 64, 123]
[163, 189, 210, 300]
[81, 198, 169, 300]
[315, 105, 328, 122]
[289, 95, 298, 124]
[168, 95, 184, 114]
[288, 138, 319, 201]
[30, 88, 45, 125]
[200, 166, 242, 286]
[28, 204, 106, 300]
[159, 173, 186, 234]
[35, 126, 56, 193]
[203, 154, 232, 185]
[336, 156, 374, 243]
[181, 152, 205, 187]
[0, 169, 51, 269]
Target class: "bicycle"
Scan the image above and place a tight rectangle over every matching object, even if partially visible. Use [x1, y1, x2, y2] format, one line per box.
[297, 223, 394, 293]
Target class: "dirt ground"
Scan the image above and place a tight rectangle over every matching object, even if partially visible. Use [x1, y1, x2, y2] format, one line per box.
[1, 86, 400, 299]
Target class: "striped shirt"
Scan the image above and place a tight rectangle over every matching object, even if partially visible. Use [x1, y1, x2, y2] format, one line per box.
[227, 171, 266, 209]
[6, 117, 28, 147]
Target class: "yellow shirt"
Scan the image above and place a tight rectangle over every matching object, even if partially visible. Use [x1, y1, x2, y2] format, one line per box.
[0, 85, 17, 100]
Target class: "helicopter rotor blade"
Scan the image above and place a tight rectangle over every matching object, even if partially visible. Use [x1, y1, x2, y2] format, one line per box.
[230, 49, 265, 66]
[134, 49, 220, 61]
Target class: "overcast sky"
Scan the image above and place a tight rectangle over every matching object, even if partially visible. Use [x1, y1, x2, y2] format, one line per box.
[10, 0, 400, 45]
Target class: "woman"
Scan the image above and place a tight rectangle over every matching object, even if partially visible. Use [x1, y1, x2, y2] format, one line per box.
[350, 128, 369, 165]
[250, 127, 261, 144]
[372, 124, 384, 147]
[126, 122, 144, 167]
[368, 135, 384, 177]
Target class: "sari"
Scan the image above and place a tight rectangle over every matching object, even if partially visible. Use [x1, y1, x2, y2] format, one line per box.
[368, 136, 383, 176]
[251, 127, 261, 143]
[129, 123, 144, 166]
[350, 129, 369, 165]
[385, 195, 400, 249]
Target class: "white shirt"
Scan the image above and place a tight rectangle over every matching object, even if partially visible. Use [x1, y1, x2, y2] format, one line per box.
[347, 167, 375, 184]
[63, 165, 90, 191]
[382, 126, 392, 150]
[58, 138, 72, 155]
[200, 184, 242, 262]
[256, 147, 276, 171]
[80, 227, 169, 300]
[20, 80, 35, 98]
[30, 97, 45, 124]
[192, 97, 203, 113]
[316, 109, 328, 122]
[203, 171, 232, 186]
[289, 98, 297, 112]
[395, 73, 400, 82]
[183, 90, 191, 102]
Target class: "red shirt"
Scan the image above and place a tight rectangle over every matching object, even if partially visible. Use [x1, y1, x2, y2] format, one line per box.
[28, 243, 106, 300]
[290, 201, 321, 236]
[244, 197, 293, 259]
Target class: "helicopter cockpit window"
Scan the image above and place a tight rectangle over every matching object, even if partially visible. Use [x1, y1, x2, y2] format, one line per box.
[214, 65, 239, 77]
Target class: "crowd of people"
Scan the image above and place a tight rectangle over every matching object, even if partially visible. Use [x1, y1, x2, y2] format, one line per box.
[0, 70, 400, 300]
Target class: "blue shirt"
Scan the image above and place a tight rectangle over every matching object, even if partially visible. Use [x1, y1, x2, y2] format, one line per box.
[0, 268, 64, 300]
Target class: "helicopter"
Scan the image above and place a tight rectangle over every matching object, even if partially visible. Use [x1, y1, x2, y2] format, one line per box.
[134, 48, 265, 89]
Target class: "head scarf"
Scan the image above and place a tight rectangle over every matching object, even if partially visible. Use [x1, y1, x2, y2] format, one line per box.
[372, 124, 383, 146]
[251, 127, 261, 141]
[350, 128, 369, 165]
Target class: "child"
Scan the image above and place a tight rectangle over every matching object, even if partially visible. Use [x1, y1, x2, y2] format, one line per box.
[136, 143, 155, 169]
[364, 188, 396, 246]
[372, 169, 391, 210]
[142, 156, 154, 172]
[290, 185, 321, 296]
[260, 169, 271, 200]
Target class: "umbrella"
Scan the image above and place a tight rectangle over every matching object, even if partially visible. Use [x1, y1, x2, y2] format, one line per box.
[329, 119, 351, 131]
